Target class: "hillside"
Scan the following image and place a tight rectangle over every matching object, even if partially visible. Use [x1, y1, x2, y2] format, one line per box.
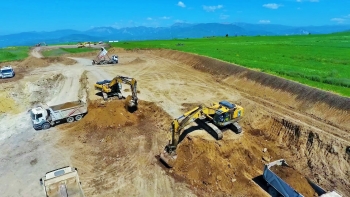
[1, 23, 350, 48]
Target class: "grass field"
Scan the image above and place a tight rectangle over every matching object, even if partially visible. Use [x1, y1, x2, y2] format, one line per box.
[42, 47, 99, 57]
[111, 32, 350, 96]
[0, 47, 29, 62]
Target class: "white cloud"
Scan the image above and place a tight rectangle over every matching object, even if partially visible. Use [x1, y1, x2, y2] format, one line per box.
[296, 0, 319, 2]
[259, 20, 271, 24]
[174, 19, 184, 23]
[263, 3, 282, 9]
[220, 14, 229, 20]
[160, 16, 170, 20]
[177, 1, 186, 8]
[147, 17, 152, 20]
[331, 18, 345, 23]
[203, 5, 223, 12]
[344, 14, 350, 18]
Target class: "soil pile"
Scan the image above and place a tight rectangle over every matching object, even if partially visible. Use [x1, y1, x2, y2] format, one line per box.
[170, 129, 281, 196]
[17, 56, 76, 68]
[126, 57, 145, 65]
[58, 100, 175, 196]
[66, 100, 140, 131]
[270, 165, 317, 197]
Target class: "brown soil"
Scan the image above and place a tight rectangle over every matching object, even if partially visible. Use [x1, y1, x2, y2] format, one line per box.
[0, 56, 76, 84]
[58, 99, 175, 196]
[270, 165, 317, 197]
[51, 101, 81, 111]
[125, 57, 146, 65]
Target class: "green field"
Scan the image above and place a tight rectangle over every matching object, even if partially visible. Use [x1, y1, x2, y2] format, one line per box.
[0, 47, 30, 62]
[42, 47, 99, 57]
[111, 32, 350, 96]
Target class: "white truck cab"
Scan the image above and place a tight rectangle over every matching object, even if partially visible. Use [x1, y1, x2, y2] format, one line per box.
[30, 105, 51, 130]
[0, 66, 15, 78]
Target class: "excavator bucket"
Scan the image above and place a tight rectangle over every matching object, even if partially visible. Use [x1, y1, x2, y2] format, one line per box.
[159, 151, 177, 168]
[125, 95, 137, 112]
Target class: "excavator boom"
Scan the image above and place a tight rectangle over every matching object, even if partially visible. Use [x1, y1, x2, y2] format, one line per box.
[94, 76, 138, 110]
[159, 100, 243, 168]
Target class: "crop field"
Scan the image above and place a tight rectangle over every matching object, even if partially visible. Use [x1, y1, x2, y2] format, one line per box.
[0, 46, 29, 62]
[42, 47, 99, 57]
[111, 32, 350, 96]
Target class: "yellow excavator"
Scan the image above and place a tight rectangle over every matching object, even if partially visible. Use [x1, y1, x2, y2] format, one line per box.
[94, 76, 138, 109]
[159, 100, 243, 168]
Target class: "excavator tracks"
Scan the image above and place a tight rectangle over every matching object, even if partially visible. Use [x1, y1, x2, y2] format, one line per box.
[195, 119, 223, 140]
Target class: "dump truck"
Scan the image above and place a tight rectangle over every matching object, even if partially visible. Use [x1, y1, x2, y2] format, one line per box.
[39, 166, 85, 197]
[29, 100, 87, 130]
[263, 159, 342, 197]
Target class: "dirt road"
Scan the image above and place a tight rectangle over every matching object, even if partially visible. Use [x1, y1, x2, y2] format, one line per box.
[0, 47, 348, 196]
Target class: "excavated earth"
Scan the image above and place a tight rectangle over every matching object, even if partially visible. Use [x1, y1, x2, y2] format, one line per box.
[0, 46, 349, 197]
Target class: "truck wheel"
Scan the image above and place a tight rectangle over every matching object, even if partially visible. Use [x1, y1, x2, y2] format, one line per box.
[75, 115, 83, 121]
[267, 186, 279, 197]
[42, 123, 51, 130]
[67, 117, 74, 123]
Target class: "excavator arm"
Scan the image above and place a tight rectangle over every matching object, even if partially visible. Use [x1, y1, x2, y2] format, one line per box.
[94, 76, 138, 109]
[160, 105, 224, 167]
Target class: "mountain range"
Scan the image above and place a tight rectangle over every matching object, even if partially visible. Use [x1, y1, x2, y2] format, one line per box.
[1, 22, 350, 48]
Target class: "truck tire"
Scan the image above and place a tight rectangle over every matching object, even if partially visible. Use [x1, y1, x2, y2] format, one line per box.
[42, 123, 51, 130]
[67, 117, 74, 123]
[75, 115, 83, 121]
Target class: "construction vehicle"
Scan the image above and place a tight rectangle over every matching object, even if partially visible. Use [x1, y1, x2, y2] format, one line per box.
[92, 47, 118, 65]
[77, 42, 85, 48]
[263, 159, 342, 197]
[92, 55, 118, 65]
[0, 65, 15, 79]
[29, 100, 87, 130]
[94, 75, 138, 109]
[35, 42, 47, 47]
[39, 166, 85, 197]
[159, 100, 243, 167]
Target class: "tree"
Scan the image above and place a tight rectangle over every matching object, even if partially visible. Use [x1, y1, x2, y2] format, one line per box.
[226, 34, 229, 37]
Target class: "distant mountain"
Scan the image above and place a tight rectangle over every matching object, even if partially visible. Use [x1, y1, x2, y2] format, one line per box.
[1, 23, 350, 48]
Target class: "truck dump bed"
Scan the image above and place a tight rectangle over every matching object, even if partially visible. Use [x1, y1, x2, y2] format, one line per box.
[263, 159, 342, 197]
[49, 100, 87, 121]
[50, 101, 85, 111]
[41, 166, 85, 197]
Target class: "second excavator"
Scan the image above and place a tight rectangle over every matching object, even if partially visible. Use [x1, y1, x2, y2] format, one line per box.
[94, 75, 138, 110]
[159, 100, 244, 168]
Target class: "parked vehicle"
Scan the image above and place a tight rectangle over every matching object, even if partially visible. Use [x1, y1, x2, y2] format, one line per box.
[29, 100, 87, 130]
[39, 166, 85, 197]
[263, 159, 342, 197]
[0, 66, 15, 78]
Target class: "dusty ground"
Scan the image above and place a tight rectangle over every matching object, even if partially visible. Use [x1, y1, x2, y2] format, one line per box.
[0, 47, 349, 197]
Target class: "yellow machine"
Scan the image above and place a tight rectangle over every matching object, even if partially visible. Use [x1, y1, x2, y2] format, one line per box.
[159, 100, 243, 167]
[94, 76, 138, 109]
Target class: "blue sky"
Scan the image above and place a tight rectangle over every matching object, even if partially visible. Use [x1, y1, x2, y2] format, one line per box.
[1, 0, 349, 34]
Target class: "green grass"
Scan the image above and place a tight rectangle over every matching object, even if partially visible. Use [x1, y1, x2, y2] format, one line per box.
[0, 46, 30, 62]
[42, 47, 99, 57]
[111, 32, 350, 96]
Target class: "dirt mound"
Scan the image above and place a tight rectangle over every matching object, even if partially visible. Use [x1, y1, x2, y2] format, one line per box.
[270, 165, 317, 197]
[17, 56, 76, 68]
[125, 57, 145, 65]
[0, 56, 76, 84]
[23, 73, 66, 106]
[57, 100, 176, 196]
